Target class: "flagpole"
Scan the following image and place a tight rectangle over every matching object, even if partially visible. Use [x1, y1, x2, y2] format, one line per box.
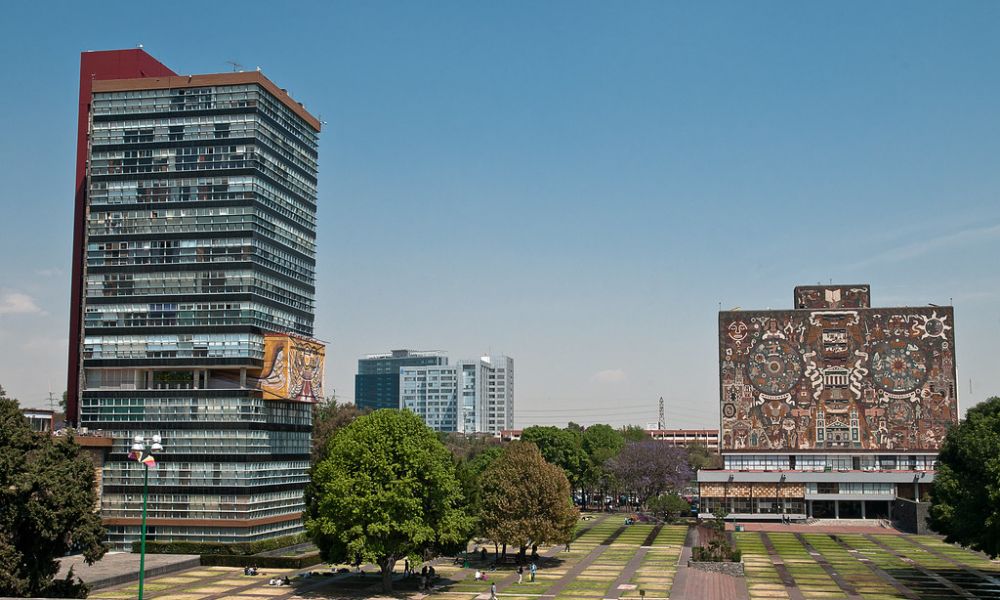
[138, 462, 149, 600]
[131, 434, 162, 600]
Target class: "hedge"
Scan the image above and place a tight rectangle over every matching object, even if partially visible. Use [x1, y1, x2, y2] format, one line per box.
[132, 533, 309, 556]
[199, 552, 323, 569]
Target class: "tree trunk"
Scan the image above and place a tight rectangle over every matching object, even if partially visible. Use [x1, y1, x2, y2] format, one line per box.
[501, 543, 507, 559]
[379, 558, 396, 592]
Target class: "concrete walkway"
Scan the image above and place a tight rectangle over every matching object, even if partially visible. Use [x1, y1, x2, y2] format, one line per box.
[729, 522, 895, 535]
[669, 527, 749, 600]
[56, 551, 200, 590]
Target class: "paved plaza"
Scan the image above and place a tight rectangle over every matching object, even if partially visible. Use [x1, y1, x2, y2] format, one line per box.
[85, 514, 1000, 600]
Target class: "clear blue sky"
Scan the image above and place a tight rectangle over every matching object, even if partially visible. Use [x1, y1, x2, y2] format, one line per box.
[1, 1, 999, 427]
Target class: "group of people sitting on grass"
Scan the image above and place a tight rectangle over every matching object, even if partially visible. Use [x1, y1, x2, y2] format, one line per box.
[242, 565, 259, 576]
[267, 576, 292, 586]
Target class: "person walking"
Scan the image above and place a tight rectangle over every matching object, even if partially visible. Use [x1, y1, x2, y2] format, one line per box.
[530, 561, 537, 582]
[404, 558, 410, 577]
[517, 564, 524, 584]
[490, 581, 497, 599]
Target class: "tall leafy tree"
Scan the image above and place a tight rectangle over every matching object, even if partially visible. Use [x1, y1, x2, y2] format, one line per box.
[929, 396, 1000, 557]
[581, 424, 624, 506]
[685, 442, 723, 472]
[306, 409, 472, 592]
[621, 425, 650, 443]
[0, 386, 107, 598]
[455, 445, 503, 537]
[520, 426, 587, 486]
[605, 440, 692, 509]
[479, 442, 579, 559]
[310, 396, 367, 465]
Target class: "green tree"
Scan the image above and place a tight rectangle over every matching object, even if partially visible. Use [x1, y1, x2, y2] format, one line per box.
[647, 493, 691, 523]
[621, 425, 650, 443]
[310, 396, 367, 465]
[685, 442, 723, 472]
[479, 442, 579, 560]
[305, 409, 472, 592]
[0, 386, 107, 598]
[520, 426, 587, 486]
[455, 445, 503, 536]
[929, 396, 1000, 557]
[581, 424, 624, 507]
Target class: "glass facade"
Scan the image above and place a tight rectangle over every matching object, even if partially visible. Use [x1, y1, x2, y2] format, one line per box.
[400, 356, 513, 434]
[79, 76, 320, 548]
[354, 351, 448, 411]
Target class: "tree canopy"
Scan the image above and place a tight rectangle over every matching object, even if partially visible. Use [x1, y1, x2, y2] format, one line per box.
[310, 396, 367, 465]
[305, 409, 472, 591]
[0, 386, 107, 598]
[929, 396, 1000, 557]
[605, 440, 692, 508]
[520, 425, 587, 486]
[479, 442, 579, 556]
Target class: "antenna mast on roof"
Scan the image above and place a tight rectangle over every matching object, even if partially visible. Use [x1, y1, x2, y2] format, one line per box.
[226, 60, 243, 72]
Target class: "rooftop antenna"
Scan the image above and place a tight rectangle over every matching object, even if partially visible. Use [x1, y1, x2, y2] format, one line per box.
[658, 397, 665, 430]
[226, 60, 243, 72]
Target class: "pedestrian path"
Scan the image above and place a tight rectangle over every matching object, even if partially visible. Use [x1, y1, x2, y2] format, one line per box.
[669, 527, 749, 600]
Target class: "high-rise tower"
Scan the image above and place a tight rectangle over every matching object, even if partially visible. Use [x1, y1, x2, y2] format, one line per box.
[68, 49, 323, 547]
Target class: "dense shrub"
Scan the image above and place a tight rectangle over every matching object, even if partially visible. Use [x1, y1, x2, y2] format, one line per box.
[692, 540, 741, 562]
[133, 533, 308, 556]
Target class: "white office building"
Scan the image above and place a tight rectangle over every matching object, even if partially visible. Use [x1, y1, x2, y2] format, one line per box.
[400, 355, 513, 434]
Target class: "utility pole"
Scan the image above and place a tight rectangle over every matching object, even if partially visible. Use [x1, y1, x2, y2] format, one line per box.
[658, 397, 665, 430]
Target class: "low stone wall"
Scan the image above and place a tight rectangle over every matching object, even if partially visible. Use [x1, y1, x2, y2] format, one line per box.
[892, 498, 933, 534]
[688, 560, 745, 577]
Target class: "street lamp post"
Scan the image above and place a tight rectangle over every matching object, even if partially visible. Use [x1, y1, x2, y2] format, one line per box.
[131, 434, 163, 600]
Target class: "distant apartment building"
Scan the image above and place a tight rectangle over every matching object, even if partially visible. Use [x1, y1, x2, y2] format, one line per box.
[648, 428, 720, 451]
[698, 285, 957, 532]
[355, 350, 447, 411]
[67, 49, 324, 548]
[400, 355, 513, 434]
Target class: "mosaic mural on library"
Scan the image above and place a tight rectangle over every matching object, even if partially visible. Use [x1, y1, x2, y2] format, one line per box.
[719, 302, 957, 452]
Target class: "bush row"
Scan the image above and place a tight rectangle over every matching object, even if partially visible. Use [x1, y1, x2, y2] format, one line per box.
[132, 533, 309, 556]
[199, 552, 323, 569]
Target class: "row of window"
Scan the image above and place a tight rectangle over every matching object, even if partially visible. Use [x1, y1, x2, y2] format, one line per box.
[92, 85, 318, 150]
[90, 176, 315, 230]
[83, 333, 263, 360]
[805, 482, 895, 495]
[98, 429, 310, 455]
[88, 207, 314, 256]
[86, 270, 314, 313]
[104, 518, 303, 549]
[84, 301, 309, 334]
[103, 460, 308, 487]
[86, 238, 315, 282]
[723, 454, 938, 471]
[81, 394, 312, 425]
[91, 114, 317, 173]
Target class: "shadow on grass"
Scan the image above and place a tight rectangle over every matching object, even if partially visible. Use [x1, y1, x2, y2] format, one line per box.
[883, 566, 1000, 600]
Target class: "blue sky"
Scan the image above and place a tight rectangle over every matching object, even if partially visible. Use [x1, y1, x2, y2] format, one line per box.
[1, 1, 999, 426]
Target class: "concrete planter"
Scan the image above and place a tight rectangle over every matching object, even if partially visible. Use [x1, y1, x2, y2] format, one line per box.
[687, 560, 745, 577]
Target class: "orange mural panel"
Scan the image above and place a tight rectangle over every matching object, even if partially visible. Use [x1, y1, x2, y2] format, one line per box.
[251, 334, 325, 402]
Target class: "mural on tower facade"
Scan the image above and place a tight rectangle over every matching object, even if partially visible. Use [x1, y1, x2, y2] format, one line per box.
[719, 286, 957, 452]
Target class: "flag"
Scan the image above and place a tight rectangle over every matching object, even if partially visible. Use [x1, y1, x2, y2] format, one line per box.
[141, 454, 156, 468]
